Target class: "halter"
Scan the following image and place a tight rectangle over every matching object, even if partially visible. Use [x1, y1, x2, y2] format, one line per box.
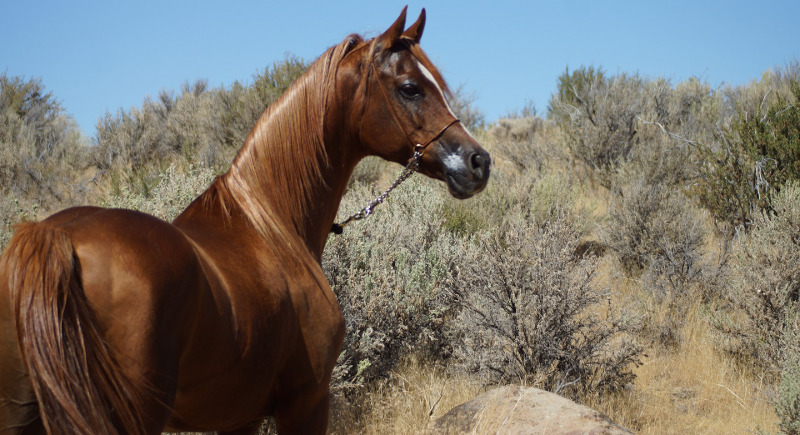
[330, 59, 460, 234]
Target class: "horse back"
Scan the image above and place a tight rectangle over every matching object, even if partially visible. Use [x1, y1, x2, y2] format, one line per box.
[0, 206, 225, 433]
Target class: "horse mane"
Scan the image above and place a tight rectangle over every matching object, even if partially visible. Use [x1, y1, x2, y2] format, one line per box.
[197, 32, 451, 266]
[207, 35, 363, 263]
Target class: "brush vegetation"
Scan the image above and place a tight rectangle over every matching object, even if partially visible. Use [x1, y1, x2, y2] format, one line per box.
[2, 59, 799, 434]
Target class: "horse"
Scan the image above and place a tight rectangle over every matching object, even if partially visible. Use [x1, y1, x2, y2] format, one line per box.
[0, 7, 490, 434]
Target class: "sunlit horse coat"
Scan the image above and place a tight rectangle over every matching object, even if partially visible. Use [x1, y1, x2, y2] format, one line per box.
[0, 8, 490, 434]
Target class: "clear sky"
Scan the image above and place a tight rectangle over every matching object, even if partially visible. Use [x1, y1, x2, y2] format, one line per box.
[2, 0, 798, 137]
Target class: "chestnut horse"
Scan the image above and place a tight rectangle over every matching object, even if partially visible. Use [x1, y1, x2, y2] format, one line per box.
[0, 7, 489, 434]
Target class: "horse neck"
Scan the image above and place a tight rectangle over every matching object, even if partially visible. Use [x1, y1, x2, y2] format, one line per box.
[219, 71, 362, 261]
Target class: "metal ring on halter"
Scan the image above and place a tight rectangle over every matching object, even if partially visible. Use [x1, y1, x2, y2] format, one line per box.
[330, 61, 460, 235]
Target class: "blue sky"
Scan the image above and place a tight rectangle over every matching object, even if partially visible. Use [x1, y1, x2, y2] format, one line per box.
[2, 0, 798, 137]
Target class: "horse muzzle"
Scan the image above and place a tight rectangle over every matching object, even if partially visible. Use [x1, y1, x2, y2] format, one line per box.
[438, 144, 491, 199]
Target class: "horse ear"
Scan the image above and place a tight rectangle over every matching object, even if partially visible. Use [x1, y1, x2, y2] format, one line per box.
[376, 6, 407, 51]
[402, 8, 426, 43]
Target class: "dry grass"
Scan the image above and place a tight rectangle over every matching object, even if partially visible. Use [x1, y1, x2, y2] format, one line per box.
[586, 296, 778, 434]
[329, 357, 486, 434]
[331, 300, 778, 435]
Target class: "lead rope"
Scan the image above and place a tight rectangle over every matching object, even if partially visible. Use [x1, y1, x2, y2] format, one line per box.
[330, 146, 423, 234]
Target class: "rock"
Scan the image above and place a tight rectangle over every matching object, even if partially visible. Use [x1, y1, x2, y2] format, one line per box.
[427, 385, 632, 434]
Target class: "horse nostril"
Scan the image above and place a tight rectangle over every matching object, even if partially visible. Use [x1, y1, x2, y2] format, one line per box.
[470, 153, 486, 178]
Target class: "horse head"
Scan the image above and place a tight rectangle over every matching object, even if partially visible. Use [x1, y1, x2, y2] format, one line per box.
[338, 7, 491, 199]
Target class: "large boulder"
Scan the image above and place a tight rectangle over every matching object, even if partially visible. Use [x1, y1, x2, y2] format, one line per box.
[427, 385, 632, 434]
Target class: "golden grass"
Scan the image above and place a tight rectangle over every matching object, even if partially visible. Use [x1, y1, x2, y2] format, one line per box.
[587, 299, 778, 434]
[329, 357, 486, 434]
[585, 223, 779, 434]
[330, 303, 778, 434]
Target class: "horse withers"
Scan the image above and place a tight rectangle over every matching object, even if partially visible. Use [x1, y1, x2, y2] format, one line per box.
[0, 7, 490, 434]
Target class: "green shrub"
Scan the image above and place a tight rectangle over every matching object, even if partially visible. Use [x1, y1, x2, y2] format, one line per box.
[693, 79, 800, 229]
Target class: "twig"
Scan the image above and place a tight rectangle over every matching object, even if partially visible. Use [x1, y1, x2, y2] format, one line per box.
[717, 383, 746, 408]
[635, 116, 702, 149]
[428, 379, 447, 417]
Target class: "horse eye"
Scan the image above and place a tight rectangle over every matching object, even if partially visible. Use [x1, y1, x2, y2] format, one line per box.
[398, 83, 422, 100]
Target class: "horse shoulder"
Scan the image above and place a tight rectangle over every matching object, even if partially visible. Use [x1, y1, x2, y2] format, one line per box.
[273, 253, 345, 390]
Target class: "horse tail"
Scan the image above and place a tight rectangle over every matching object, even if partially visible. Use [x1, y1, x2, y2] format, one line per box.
[6, 222, 150, 435]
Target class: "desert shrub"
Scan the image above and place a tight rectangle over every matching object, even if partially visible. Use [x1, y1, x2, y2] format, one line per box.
[347, 156, 389, 188]
[0, 73, 90, 207]
[488, 115, 550, 172]
[93, 80, 224, 173]
[601, 180, 705, 282]
[323, 170, 585, 391]
[547, 65, 607, 124]
[93, 57, 308, 196]
[600, 178, 712, 347]
[693, 78, 800, 229]
[448, 214, 641, 398]
[101, 164, 215, 222]
[548, 66, 726, 190]
[442, 170, 588, 240]
[640, 77, 720, 142]
[722, 60, 800, 122]
[619, 77, 720, 188]
[323, 177, 465, 389]
[0, 195, 40, 252]
[715, 182, 800, 377]
[547, 66, 643, 186]
[220, 55, 308, 149]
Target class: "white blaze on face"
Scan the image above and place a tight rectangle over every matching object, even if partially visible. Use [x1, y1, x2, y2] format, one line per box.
[416, 61, 477, 142]
[417, 61, 457, 119]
